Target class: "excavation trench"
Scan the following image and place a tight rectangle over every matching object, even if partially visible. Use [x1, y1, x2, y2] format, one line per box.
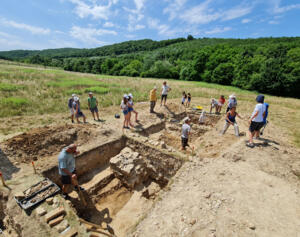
[42, 111, 220, 236]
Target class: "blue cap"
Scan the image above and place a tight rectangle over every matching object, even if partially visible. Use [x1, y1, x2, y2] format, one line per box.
[256, 95, 265, 103]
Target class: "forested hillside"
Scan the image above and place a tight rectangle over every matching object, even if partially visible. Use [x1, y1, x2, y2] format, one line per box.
[1, 36, 299, 98]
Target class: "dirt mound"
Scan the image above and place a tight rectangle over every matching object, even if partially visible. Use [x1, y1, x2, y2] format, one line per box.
[1, 124, 97, 163]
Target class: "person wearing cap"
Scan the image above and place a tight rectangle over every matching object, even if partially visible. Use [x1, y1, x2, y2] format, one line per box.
[210, 98, 218, 113]
[73, 97, 86, 124]
[120, 94, 130, 129]
[88, 92, 100, 121]
[68, 94, 76, 123]
[226, 94, 237, 113]
[181, 117, 191, 150]
[247, 95, 266, 148]
[58, 144, 84, 199]
[161, 81, 171, 106]
[150, 86, 157, 113]
[128, 93, 139, 123]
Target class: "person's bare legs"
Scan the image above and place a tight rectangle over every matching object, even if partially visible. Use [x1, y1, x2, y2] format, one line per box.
[248, 130, 254, 144]
[96, 111, 100, 120]
[83, 116, 86, 123]
[128, 112, 134, 127]
[210, 105, 213, 113]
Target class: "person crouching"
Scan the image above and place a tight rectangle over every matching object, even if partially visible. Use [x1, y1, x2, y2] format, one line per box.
[221, 106, 241, 137]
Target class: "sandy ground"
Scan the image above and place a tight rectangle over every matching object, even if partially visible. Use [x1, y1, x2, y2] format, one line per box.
[1, 98, 300, 237]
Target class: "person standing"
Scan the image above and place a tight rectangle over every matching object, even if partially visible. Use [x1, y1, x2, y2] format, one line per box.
[88, 92, 100, 121]
[221, 107, 241, 137]
[247, 95, 266, 147]
[150, 86, 157, 113]
[181, 117, 191, 151]
[217, 95, 225, 113]
[186, 93, 191, 107]
[58, 144, 84, 199]
[181, 91, 187, 106]
[68, 94, 76, 123]
[120, 95, 130, 129]
[73, 97, 86, 124]
[161, 81, 171, 106]
[128, 93, 139, 123]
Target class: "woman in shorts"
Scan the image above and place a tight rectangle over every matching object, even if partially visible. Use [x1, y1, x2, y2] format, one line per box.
[128, 93, 139, 124]
[120, 95, 130, 129]
[73, 97, 86, 124]
[186, 93, 191, 107]
[181, 92, 187, 106]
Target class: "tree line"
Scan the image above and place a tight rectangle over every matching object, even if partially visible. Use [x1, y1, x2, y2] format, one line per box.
[1, 36, 299, 98]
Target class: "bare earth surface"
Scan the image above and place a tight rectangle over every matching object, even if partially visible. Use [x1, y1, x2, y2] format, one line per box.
[1, 98, 300, 237]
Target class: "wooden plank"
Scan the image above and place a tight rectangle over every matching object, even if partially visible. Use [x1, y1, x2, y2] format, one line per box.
[45, 206, 65, 222]
[49, 215, 64, 227]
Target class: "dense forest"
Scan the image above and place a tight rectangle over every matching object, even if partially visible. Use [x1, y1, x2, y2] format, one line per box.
[1, 36, 299, 98]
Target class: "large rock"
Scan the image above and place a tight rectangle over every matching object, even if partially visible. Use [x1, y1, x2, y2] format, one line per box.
[110, 147, 147, 188]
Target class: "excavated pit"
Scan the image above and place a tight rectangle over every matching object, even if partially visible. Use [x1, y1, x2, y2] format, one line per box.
[148, 112, 221, 151]
[42, 111, 220, 236]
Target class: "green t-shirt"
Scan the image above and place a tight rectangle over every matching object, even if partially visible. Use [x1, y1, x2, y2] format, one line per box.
[88, 97, 97, 108]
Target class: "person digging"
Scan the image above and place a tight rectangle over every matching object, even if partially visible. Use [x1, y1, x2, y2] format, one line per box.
[58, 144, 84, 200]
[88, 92, 101, 122]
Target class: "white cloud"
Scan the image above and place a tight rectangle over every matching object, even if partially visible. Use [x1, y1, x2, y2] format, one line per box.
[222, 5, 252, 21]
[180, 0, 252, 25]
[103, 21, 115, 27]
[271, 0, 300, 14]
[0, 17, 50, 35]
[134, 0, 146, 11]
[163, 0, 187, 20]
[242, 18, 252, 24]
[147, 18, 177, 36]
[68, 0, 117, 20]
[70, 26, 117, 45]
[268, 20, 279, 24]
[205, 26, 232, 35]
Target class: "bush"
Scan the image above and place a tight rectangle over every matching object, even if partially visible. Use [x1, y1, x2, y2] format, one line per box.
[212, 63, 234, 85]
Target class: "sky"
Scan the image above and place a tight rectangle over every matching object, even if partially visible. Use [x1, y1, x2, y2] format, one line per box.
[0, 0, 299, 51]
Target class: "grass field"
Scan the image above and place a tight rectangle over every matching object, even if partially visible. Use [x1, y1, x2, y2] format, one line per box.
[0, 59, 299, 147]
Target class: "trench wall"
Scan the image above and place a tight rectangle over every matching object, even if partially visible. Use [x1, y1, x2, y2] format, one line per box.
[42, 137, 126, 184]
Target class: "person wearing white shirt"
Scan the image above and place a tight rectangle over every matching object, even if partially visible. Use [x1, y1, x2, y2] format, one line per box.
[247, 95, 266, 147]
[161, 81, 171, 106]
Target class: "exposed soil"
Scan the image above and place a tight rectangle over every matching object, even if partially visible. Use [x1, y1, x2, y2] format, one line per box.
[1, 99, 300, 237]
[1, 123, 102, 163]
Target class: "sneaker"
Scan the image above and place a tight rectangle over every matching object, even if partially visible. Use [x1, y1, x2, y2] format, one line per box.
[246, 142, 255, 148]
[75, 186, 85, 191]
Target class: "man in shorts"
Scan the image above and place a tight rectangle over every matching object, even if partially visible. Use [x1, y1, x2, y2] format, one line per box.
[161, 81, 171, 106]
[58, 144, 84, 199]
[181, 117, 191, 150]
[88, 92, 100, 121]
[68, 94, 76, 123]
[247, 95, 266, 148]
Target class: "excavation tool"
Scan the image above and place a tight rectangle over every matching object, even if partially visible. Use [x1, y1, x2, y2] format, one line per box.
[79, 218, 115, 237]
[73, 177, 87, 206]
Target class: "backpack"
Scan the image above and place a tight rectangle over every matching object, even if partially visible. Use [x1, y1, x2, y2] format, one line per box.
[68, 98, 73, 108]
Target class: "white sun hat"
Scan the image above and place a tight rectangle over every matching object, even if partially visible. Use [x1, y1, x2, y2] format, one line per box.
[128, 93, 133, 98]
[229, 94, 236, 99]
[72, 94, 76, 97]
[74, 97, 79, 102]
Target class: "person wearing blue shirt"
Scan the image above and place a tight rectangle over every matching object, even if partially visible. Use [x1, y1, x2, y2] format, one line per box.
[58, 144, 83, 199]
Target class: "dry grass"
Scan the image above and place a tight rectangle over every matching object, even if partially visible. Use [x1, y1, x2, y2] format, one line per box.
[0, 59, 299, 148]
